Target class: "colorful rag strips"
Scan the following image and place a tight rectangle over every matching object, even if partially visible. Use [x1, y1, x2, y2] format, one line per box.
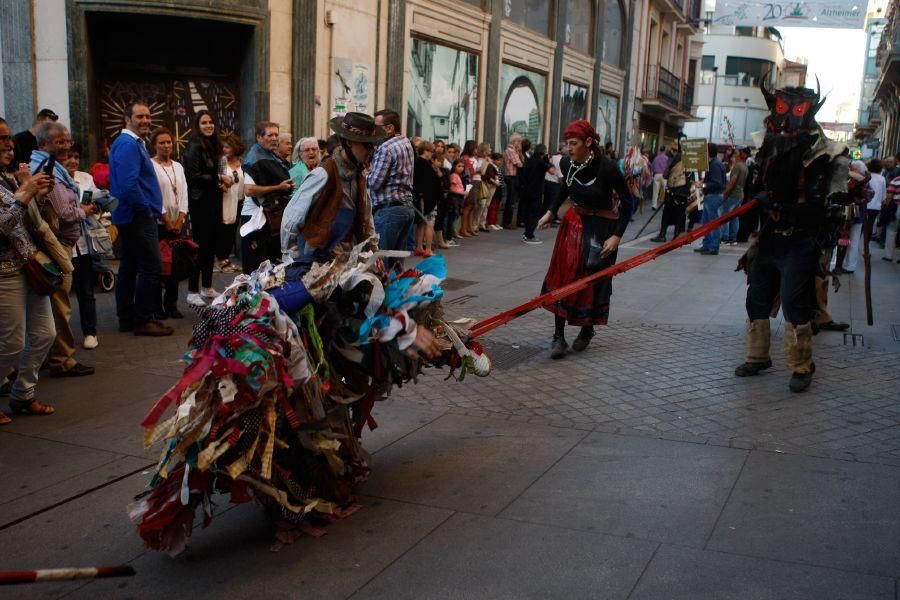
[130, 243, 485, 554]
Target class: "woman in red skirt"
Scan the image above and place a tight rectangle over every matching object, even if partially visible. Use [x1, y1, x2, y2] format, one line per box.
[536, 120, 633, 359]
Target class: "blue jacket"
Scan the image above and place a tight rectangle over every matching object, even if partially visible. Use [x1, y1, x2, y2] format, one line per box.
[109, 131, 162, 225]
[703, 158, 727, 195]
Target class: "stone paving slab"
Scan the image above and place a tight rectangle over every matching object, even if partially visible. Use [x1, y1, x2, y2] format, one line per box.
[630, 545, 895, 600]
[0, 453, 149, 528]
[0, 432, 127, 507]
[500, 432, 747, 546]
[351, 512, 658, 600]
[69, 497, 453, 600]
[360, 413, 587, 515]
[708, 450, 900, 577]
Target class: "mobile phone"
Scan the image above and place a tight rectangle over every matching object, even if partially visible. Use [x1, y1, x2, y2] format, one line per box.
[43, 155, 56, 175]
[81, 190, 93, 205]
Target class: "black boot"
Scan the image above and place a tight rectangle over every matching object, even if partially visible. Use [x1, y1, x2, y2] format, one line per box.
[734, 360, 773, 377]
[650, 233, 667, 242]
[789, 362, 815, 393]
[572, 327, 594, 352]
[550, 335, 568, 359]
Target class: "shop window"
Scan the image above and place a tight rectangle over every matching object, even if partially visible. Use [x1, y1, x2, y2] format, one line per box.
[596, 93, 619, 146]
[725, 56, 774, 87]
[565, 0, 593, 55]
[602, 0, 625, 68]
[459, 0, 484, 8]
[503, 0, 551, 37]
[560, 81, 588, 132]
[500, 64, 546, 149]
[406, 38, 479, 144]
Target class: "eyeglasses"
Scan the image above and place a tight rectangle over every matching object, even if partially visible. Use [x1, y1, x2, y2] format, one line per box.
[0, 135, 11, 143]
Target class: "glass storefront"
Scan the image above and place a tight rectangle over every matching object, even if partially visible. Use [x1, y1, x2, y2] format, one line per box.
[406, 38, 479, 144]
[499, 64, 547, 149]
[596, 93, 619, 146]
[560, 81, 588, 133]
[503, 0, 551, 36]
[565, 0, 593, 55]
[602, 0, 625, 67]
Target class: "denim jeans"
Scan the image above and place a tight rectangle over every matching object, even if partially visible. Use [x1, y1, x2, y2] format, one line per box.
[0, 271, 55, 402]
[374, 204, 415, 252]
[116, 212, 162, 326]
[721, 196, 741, 241]
[502, 176, 519, 227]
[700, 193, 724, 252]
[72, 253, 97, 336]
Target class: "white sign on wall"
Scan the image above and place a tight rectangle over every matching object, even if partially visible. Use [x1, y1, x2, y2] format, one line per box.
[713, 1, 868, 29]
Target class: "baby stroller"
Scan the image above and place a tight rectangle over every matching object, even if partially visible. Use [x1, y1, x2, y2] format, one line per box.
[81, 190, 118, 292]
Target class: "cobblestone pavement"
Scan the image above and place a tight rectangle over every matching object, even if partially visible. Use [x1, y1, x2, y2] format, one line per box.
[393, 312, 900, 466]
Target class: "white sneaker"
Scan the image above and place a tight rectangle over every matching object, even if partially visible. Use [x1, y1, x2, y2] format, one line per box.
[201, 287, 219, 300]
[490, 224, 502, 230]
[187, 293, 205, 306]
[83, 335, 98, 350]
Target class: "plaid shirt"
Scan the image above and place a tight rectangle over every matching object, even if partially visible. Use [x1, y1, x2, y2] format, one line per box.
[366, 135, 414, 207]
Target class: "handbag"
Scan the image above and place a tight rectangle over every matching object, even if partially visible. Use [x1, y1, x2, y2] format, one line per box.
[21, 250, 63, 295]
[82, 218, 115, 260]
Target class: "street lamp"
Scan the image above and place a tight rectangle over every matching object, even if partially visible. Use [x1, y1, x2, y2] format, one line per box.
[709, 66, 719, 141]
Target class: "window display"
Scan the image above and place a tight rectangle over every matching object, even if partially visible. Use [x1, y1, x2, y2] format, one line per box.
[596, 93, 619, 146]
[406, 38, 479, 144]
[500, 64, 546, 149]
[561, 81, 588, 130]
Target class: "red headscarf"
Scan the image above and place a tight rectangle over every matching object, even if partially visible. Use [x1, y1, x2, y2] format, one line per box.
[563, 120, 598, 146]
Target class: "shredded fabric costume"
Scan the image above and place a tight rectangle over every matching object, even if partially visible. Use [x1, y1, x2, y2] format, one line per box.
[130, 241, 489, 554]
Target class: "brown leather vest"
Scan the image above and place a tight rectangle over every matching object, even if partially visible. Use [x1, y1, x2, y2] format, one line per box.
[301, 158, 369, 249]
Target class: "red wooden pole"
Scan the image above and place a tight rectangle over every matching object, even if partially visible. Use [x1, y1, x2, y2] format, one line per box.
[470, 200, 758, 339]
[0, 565, 135, 585]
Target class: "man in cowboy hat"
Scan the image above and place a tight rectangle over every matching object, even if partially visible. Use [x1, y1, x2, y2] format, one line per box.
[281, 112, 388, 262]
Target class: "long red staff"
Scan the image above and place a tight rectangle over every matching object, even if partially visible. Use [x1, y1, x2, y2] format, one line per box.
[0, 565, 135, 585]
[470, 200, 758, 339]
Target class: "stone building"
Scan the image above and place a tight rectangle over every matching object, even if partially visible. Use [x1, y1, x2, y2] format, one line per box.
[0, 0, 703, 161]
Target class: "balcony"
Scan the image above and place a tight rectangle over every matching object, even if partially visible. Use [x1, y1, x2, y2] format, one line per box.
[645, 65, 682, 108]
[643, 65, 697, 119]
[681, 83, 694, 113]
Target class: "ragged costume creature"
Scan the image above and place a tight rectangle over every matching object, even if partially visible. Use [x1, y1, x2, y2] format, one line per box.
[734, 77, 851, 393]
[129, 241, 490, 554]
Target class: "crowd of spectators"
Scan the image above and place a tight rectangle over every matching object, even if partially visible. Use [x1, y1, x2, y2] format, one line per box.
[3, 98, 898, 425]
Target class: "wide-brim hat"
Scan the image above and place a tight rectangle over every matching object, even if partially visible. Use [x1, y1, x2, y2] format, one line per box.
[328, 112, 389, 143]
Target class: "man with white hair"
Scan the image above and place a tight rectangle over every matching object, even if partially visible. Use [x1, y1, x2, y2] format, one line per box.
[277, 132, 293, 164]
[289, 137, 320, 187]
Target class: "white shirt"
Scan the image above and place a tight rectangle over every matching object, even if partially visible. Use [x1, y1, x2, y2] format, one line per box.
[241, 173, 258, 217]
[546, 154, 563, 183]
[152, 159, 189, 220]
[222, 162, 245, 224]
[868, 173, 886, 211]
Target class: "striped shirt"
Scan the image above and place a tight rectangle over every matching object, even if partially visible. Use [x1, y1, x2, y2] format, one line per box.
[366, 135, 414, 207]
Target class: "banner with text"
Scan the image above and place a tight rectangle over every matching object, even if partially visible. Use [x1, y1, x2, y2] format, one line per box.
[712, 1, 868, 29]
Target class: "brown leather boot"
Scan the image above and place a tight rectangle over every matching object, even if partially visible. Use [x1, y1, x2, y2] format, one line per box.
[134, 321, 174, 337]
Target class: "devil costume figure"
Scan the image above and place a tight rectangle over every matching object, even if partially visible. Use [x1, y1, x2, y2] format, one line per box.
[735, 80, 849, 393]
[537, 120, 633, 359]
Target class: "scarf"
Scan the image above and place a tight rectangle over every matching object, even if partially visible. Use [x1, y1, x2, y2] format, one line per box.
[29, 150, 80, 194]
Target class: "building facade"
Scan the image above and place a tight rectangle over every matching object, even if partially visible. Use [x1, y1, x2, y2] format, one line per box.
[630, 0, 703, 153]
[853, 0, 891, 158]
[0, 0, 705, 163]
[872, 0, 899, 157]
[682, 16, 787, 149]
